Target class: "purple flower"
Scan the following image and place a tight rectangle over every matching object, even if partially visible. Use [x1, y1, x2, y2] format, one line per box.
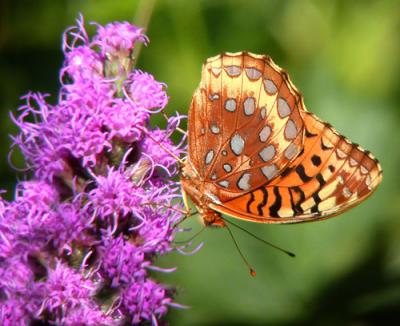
[87, 165, 145, 222]
[121, 279, 172, 324]
[62, 45, 104, 83]
[138, 211, 176, 256]
[0, 227, 13, 260]
[3, 15, 190, 325]
[0, 257, 35, 296]
[57, 80, 114, 167]
[51, 200, 93, 250]
[10, 93, 67, 181]
[126, 70, 168, 111]
[39, 261, 101, 320]
[141, 128, 181, 169]
[3, 181, 60, 253]
[0, 258, 42, 325]
[60, 304, 116, 326]
[99, 234, 148, 286]
[0, 298, 32, 326]
[106, 98, 150, 143]
[94, 22, 148, 56]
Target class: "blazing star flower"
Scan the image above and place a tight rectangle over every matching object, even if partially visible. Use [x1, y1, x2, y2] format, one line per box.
[3, 181, 60, 253]
[62, 45, 104, 82]
[141, 128, 181, 169]
[40, 261, 100, 315]
[10, 93, 67, 181]
[121, 279, 172, 325]
[99, 234, 148, 287]
[126, 70, 169, 111]
[86, 165, 146, 222]
[60, 303, 115, 326]
[1, 15, 191, 325]
[106, 98, 150, 143]
[0, 298, 32, 326]
[93, 21, 148, 56]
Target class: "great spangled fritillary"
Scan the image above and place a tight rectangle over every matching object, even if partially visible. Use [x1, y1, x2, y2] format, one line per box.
[181, 52, 382, 227]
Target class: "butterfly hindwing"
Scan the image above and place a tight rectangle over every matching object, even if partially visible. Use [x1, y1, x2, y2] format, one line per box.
[209, 112, 382, 223]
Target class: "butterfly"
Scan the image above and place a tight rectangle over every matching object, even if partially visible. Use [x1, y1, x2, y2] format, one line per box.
[180, 52, 382, 228]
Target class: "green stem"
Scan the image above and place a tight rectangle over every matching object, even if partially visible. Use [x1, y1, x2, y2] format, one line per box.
[131, 0, 157, 68]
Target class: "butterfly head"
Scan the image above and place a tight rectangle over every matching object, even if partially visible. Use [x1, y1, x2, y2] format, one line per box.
[202, 208, 225, 227]
[181, 162, 226, 227]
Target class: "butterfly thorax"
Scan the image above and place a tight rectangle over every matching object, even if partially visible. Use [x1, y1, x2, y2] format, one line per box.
[181, 162, 225, 227]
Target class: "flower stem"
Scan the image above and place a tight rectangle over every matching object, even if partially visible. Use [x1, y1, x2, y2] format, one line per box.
[131, 0, 156, 68]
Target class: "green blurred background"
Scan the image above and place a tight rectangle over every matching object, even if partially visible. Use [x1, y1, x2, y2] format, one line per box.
[1, 0, 399, 325]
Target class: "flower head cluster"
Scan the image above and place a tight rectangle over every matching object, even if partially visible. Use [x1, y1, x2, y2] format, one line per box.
[1, 16, 189, 325]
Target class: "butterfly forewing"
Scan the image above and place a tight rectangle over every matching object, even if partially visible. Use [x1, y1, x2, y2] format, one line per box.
[188, 52, 305, 201]
[209, 112, 382, 223]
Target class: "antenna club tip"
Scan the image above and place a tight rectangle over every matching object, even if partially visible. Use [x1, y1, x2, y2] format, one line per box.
[288, 252, 296, 258]
[250, 269, 257, 277]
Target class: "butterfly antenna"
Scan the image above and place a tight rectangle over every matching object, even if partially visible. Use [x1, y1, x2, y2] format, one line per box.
[224, 223, 256, 277]
[222, 217, 296, 258]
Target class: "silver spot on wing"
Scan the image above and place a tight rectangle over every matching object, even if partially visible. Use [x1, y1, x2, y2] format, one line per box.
[205, 150, 214, 165]
[237, 173, 251, 190]
[245, 67, 262, 80]
[225, 65, 241, 77]
[277, 98, 291, 118]
[263, 79, 277, 94]
[261, 164, 278, 180]
[243, 97, 256, 116]
[259, 145, 275, 162]
[284, 119, 297, 140]
[259, 125, 271, 142]
[230, 133, 245, 156]
[225, 98, 236, 112]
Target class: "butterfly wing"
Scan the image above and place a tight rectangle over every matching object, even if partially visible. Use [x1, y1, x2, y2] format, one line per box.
[188, 52, 305, 201]
[187, 51, 382, 224]
[209, 111, 382, 223]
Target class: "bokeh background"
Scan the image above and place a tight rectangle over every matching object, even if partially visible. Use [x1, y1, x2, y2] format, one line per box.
[1, 0, 399, 325]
